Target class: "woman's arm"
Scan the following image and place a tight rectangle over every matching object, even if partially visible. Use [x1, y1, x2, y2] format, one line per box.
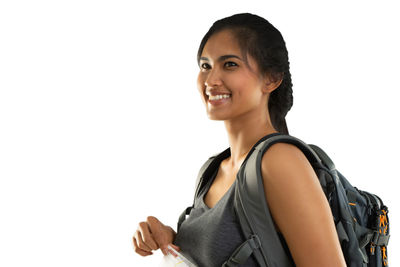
[261, 142, 346, 267]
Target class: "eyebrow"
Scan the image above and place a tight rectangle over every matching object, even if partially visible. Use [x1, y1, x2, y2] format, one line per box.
[199, 54, 242, 62]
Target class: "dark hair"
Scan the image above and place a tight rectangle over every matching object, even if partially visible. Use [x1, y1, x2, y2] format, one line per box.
[197, 13, 293, 135]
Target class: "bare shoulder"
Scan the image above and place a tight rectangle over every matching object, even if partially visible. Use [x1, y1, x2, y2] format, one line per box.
[262, 141, 308, 163]
[260, 142, 322, 208]
[260, 142, 347, 266]
[261, 142, 316, 183]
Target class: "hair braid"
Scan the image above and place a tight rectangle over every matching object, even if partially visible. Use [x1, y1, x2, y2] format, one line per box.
[268, 68, 293, 134]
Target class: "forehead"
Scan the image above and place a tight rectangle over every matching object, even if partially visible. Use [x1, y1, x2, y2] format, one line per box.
[200, 29, 261, 75]
[201, 30, 242, 58]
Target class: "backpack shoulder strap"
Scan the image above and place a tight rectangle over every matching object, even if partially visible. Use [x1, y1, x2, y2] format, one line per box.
[177, 148, 231, 231]
[227, 134, 322, 267]
[193, 147, 231, 199]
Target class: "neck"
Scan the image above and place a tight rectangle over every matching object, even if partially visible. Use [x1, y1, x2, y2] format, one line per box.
[223, 111, 278, 170]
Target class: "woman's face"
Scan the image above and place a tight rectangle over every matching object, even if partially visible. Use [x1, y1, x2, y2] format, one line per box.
[197, 29, 269, 121]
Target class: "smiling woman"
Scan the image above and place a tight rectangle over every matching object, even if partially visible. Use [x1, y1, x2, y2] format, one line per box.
[132, 13, 347, 267]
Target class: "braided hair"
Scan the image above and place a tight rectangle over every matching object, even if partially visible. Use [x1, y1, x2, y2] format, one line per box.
[197, 13, 293, 135]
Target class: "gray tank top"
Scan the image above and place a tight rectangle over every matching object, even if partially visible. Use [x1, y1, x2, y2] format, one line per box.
[174, 164, 259, 267]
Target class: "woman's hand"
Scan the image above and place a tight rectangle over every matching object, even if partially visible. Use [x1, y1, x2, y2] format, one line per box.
[133, 216, 180, 257]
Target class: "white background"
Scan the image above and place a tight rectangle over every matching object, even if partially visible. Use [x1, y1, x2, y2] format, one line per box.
[0, 0, 398, 266]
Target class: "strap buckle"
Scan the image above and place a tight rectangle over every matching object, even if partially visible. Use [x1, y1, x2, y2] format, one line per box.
[369, 230, 390, 255]
[249, 234, 261, 250]
[222, 235, 262, 267]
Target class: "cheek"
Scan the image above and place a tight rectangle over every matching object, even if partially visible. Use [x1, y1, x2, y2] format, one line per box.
[197, 73, 205, 93]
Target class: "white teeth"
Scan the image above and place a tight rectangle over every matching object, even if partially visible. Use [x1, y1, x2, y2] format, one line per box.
[209, 94, 231, 100]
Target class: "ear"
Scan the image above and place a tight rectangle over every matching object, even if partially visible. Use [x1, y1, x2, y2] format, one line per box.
[262, 72, 283, 94]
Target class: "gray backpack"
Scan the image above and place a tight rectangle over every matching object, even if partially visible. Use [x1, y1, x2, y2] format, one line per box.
[178, 133, 390, 267]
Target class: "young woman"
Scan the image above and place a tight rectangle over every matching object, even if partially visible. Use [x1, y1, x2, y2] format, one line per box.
[133, 13, 346, 267]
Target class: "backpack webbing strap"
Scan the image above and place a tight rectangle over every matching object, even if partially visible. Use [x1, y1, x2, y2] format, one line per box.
[222, 235, 261, 267]
[360, 231, 390, 248]
[336, 221, 350, 243]
[308, 144, 336, 171]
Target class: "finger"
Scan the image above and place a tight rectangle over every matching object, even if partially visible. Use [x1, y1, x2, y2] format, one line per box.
[160, 247, 169, 256]
[165, 243, 181, 258]
[167, 247, 178, 258]
[132, 236, 153, 257]
[138, 221, 158, 250]
[169, 243, 180, 251]
[146, 216, 168, 245]
[134, 230, 152, 252]
[146, 216, 163, 235]
[159, 243, 179, 257]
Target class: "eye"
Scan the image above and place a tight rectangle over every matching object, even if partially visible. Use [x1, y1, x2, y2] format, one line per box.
[224, 61, 238, 68]
[200, 62, 211, 70]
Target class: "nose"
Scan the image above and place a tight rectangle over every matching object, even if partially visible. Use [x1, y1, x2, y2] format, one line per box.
[204, 68, 223, 88]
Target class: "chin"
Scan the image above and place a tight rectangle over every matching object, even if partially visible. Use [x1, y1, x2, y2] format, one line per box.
[207, 113, 230, 121]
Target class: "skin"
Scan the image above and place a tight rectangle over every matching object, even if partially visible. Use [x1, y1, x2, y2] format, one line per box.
[134, 29, 347, 267]
[133, 216, 180, 257]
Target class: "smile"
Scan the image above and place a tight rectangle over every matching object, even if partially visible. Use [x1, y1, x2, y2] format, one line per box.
[208, 94, 231, 100]
[207, 94, 232, 106]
